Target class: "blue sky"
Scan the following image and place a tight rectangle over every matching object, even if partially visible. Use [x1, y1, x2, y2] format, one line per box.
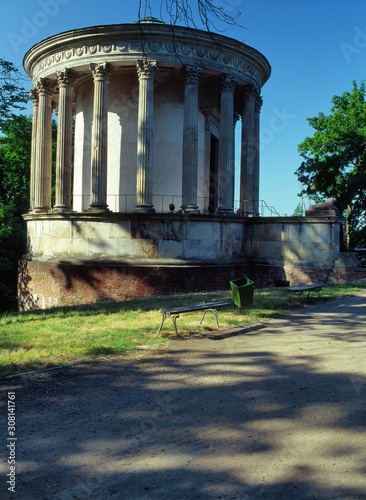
[1, 0, 366, 215]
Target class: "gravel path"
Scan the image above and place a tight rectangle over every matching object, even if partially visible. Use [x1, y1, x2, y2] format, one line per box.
[1, 293, 366, 499]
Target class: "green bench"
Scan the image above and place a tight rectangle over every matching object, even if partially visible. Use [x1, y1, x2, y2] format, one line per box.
[157, 300, 231, 335]
[286, 284, 326, 302]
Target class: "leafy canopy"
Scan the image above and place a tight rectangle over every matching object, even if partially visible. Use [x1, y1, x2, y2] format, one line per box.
[0, 59, 29, 127]
[296, 81, 366, 244]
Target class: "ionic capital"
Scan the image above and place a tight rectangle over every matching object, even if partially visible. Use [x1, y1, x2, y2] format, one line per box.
[136, 60, 157, 80]
[182, 65, 204, 85]
[56, 68, 76, 87]
[220, 73, 238, 92]
[90, 62, 112, 82]
[35, 78, 55, 96]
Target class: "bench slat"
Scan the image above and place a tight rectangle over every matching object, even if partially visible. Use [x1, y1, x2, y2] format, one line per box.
[157, 301, 231, 335]
[165, 301, 231, 315]
[287, 284, 326, 292]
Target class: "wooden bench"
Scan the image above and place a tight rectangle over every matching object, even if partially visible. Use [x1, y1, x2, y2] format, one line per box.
[157, 301, 231, 335]
[286, 284, 326, 303]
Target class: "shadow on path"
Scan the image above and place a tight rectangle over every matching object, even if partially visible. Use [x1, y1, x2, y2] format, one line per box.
[1, 294, 366, 499]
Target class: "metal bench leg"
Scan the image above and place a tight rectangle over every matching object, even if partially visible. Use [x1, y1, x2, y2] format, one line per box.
[171, 315, 179, 336]
[157, 310, 167, 334]
[198, 310, 208, 326]
[211, 308, 219, 328]
[198, 308, 220, 328]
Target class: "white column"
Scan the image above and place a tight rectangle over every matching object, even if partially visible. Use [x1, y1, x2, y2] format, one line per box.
[217, 74, 238, 214]
[29, 89, 38, 211]
[53, 68, 75, 212]
[33, 78, 54, 213]
[181, 65, 203, 213]
[239, 86, 256, 215]
[135, 60, 157, 213]
[89, 62, 111, 211]
[254, 93, 263, 216]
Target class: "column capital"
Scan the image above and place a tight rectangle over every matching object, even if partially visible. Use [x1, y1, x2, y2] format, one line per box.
[242, 85, 258, 102]
[136, 60, 157, 80]
[35, 78, 55, 96]
[56, 68, 76, 87]
[220, 73, 238, 92]
[90, 62, 112, 81]
[182, 65, 204, 85]
[30, 89, 38, 105]
[255, 93, 263, 113]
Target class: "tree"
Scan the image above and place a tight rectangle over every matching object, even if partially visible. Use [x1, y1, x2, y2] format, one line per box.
[0, 59, 28, 128]
[138, 0, 243, 31]
[0, 115, 32, 311]
[296, 81, 366, 247]
[292, 203, 304, 217]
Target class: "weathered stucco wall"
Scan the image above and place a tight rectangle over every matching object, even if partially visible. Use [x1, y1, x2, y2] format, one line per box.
[25, 213, 245, 262]
[25, 214, 344, 266]
[245, 217, 341, 268]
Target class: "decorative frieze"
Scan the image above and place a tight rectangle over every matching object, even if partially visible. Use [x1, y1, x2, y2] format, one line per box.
[32, 41, 261, 85]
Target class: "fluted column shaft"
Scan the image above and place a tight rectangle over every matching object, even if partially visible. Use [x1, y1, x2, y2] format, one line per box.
[240, 86, 256, 215]
[217, 74, 238, 214]
[30, 90, 39, 211]
[89, 62, 111, 211]
[254, 94, 262, 215]
[135, 60, 157, 213]
[33, 78, 54, 212]
[181, 66, 203, 213]
[53, 68, 75, 212]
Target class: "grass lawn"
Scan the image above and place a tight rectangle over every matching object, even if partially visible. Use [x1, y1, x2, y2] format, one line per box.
[1, 282, 366, 378]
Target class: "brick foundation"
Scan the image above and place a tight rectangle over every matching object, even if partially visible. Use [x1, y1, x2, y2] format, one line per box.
[18, 259, 366, 311]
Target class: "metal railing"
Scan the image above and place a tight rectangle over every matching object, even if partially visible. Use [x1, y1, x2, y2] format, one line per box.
[72, 194, 280, 216]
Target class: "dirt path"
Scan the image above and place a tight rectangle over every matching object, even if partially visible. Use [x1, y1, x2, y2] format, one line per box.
[1, 294, 366, 499]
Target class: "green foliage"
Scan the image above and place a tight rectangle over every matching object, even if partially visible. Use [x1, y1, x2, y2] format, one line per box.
[296, 81, 366, 246]
[0, 59, 31, 312]
[0, 59, 29, 127]
[0, 115, 32, 311]
[293, 203, 304, 217]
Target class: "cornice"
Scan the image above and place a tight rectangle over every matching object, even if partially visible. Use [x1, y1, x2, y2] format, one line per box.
[23, 23, 271, 87]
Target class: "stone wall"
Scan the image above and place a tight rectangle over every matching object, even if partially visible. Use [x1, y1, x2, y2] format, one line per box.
[25, 213, 246, 262]
[245, 217, 340, 267]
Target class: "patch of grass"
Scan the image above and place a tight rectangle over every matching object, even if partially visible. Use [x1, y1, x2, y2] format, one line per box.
[1, 282, 365, 378]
